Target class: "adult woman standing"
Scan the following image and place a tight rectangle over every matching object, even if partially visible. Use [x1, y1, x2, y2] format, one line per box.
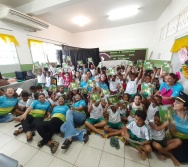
[14, 93, 50, 142]
[0, 88, 18, 123]
[169, 91, 188, 164]
[60, 93, 89, 149]
[155, 73, 183, 105]
[37, 96, 69, 153]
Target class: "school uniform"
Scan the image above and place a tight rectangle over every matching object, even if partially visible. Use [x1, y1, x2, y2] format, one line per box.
[128, 102, 143, 122]
[127, 121, 151, 142]
[107, 108, 124, 129]
[37, 73, 46, 85]
[149, 121, 167, 147]
[146, 103, 158, 123]
[86, 103, 105, 124]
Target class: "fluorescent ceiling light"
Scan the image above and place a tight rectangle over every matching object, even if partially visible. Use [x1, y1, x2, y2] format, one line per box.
[72, 16, 90, 26]
[108, 6, 138, 20]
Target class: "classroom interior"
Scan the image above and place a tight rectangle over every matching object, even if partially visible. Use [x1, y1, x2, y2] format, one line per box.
[0, 0, 188, 167]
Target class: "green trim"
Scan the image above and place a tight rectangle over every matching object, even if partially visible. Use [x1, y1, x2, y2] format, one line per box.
[20, 64, 33, 71]
[2, 72, 15, 78]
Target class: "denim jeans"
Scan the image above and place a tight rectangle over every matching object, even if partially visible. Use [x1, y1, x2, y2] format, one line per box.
[0, 114, 14, 123]
[60, 110, 86, 141]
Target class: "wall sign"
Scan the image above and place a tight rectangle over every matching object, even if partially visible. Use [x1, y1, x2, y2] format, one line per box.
[99, 49, 147, 63]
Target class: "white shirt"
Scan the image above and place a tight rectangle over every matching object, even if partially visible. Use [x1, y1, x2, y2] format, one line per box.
[26, 98, 34, 107]
[37, 73, 46, 84]
[146, 103, 158, 122]
[107, 108, 121, 124]
[127, 121, 151, 140]
[45, 76, 51, 87]
[40, 89, 48, 97]
[56, 92, 64, 99]
[90, 69, 95, 76]
[18, 99, 27, 107]
[57, 77, 64, 86]
[149, 121, 165, 141]
[49, 65, 56, 75]
[125, 78, 140, 94]
[90, 103, 104, 119]
[109, 79, 120, 92]
[70, 66, 75, 71]
[159, 77, 164, 85]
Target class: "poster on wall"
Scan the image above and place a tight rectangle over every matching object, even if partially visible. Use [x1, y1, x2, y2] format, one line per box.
[99, 49, 147, 64]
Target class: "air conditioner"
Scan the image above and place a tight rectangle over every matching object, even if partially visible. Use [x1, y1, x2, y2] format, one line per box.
[0, 6, 49, 31]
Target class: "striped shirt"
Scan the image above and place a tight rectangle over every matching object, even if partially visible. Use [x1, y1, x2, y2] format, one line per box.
[0, 95, 18, 115]
[29, 100, 50, 118]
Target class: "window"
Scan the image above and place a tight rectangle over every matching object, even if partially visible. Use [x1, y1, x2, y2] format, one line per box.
[0, 37, 19, 65]
[160, 7, 188, 40]
[166, 16, 179, 37]
[160, 25, 168, 40]
[29, 39, 61, 64]
[178, 10, 188, 30]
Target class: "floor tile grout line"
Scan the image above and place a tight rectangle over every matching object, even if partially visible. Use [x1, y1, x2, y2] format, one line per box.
[51, 155, 75, 166]
[47, 156, 56, 167]
[73, 142, 85, 166]
[19, 148, 40, 166]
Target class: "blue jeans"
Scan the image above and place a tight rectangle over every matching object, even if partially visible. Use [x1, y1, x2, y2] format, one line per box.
[0, 114, 14, 123]
[60, 110, 86, 141]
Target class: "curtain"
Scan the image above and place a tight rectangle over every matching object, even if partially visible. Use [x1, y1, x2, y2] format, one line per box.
[62, 45, 100, 67]
[171, 35, 188, 53]
[0, 33, 19, 46]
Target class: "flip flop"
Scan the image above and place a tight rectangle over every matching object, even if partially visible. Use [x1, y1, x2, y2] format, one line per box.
[13, 128, 23, 136]
[110, 137, 116, 147]
[50, 141, 59, 153]
[26, 131, 35, 142]
[37, 140, 45, 147]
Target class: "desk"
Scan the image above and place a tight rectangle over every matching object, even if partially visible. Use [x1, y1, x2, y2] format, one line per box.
[0, 79, 37, 93]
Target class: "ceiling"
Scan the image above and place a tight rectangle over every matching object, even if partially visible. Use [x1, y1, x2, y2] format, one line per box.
[0, 0, 33, 8]
[0, 0, 172, 33]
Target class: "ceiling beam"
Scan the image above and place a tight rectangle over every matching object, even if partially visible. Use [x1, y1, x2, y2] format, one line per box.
[15, 0, 85, 15]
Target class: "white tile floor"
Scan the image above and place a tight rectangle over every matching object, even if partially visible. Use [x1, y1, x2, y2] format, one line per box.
[0, 121, 187, 167]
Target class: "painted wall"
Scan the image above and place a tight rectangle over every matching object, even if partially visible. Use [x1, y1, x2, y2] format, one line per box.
[151, 0, 188, 60]
[73, 21, 156, 58]
[0, 20, 73, 76]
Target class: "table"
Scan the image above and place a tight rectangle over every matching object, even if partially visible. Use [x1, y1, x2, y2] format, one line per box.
[0, 79, 37, 93]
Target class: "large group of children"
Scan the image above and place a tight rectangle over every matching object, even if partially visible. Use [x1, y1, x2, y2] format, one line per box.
[0, 60, 188, 166]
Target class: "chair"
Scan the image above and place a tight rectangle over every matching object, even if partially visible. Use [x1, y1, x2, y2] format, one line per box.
[0, 153, 22, 167]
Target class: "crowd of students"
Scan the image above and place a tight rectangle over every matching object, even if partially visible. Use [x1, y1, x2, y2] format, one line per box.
[0, 60, 188, 166]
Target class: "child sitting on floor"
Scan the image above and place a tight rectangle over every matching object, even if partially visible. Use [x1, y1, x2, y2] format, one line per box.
[36, 84, 48, 98]
[85, 98, 107, 137]
[15, 91, 29, 116]
[146, 95, 162, 123]
[149, 111, 181, 166]
[55, 86, 65, 101]
[104, 103, 127, 138]
[128, 94, 145, 122]
[29, 86, 37, 99]
[124, 110, 152, 160]
[124, 66, 142, 99]
[119, 93, 130, 123]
